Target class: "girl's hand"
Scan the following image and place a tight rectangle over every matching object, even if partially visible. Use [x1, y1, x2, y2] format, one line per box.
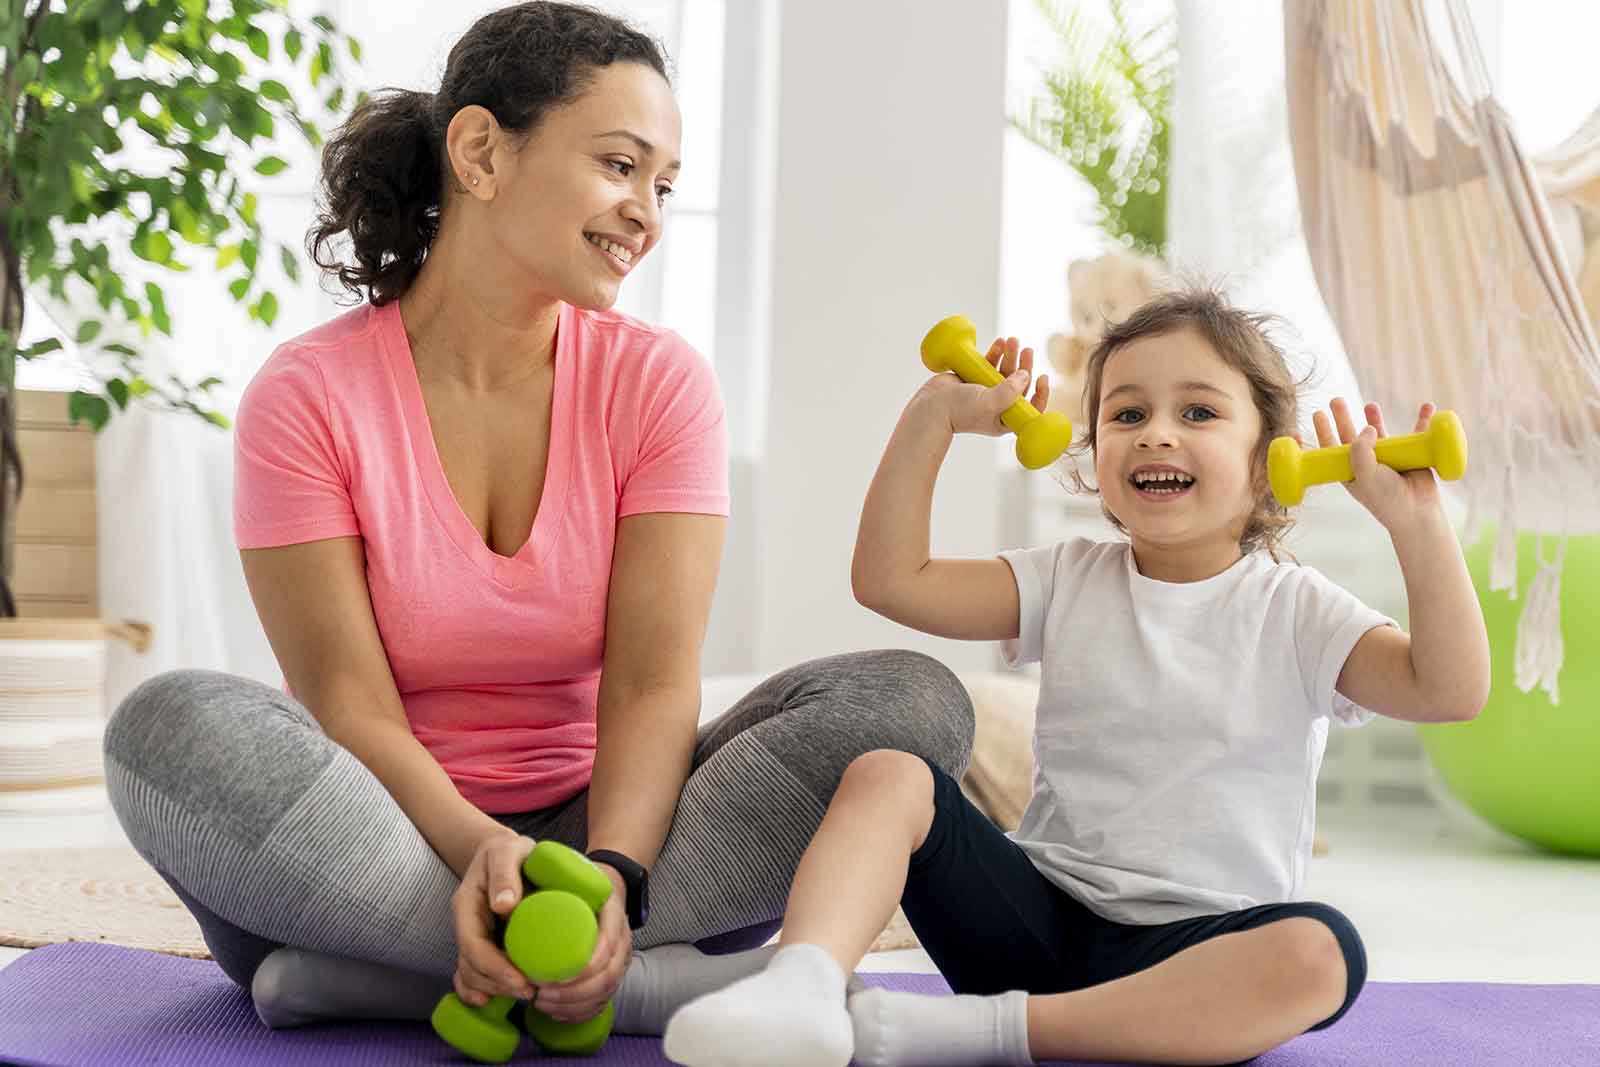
[529, 865, 632, 1023]
[450, 832, 539, 1008]
[1313, 397, 1443, 532]
[914, 336, 1051, 437]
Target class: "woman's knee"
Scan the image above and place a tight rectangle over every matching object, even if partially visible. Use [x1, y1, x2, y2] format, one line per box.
[705, 649, 973, 806]
[103, 669, 336, 848]
[854, 649, 975, 776]
[105, 669, 230, 769]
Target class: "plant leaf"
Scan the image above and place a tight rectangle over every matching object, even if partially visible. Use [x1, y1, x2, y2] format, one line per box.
[246, 27, 270, 61]
[19, 338, 65, 359]
[145, 282, 172, 336]
[9, 3, 361, 440]
[68, 391, 113, 431]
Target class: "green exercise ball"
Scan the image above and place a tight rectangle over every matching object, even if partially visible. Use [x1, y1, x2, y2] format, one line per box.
[1418, 527, 1600, 855]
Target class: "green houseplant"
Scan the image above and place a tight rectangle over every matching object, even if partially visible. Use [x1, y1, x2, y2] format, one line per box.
[0, 0, 363, 615]
[1011, 0, 1175, 258]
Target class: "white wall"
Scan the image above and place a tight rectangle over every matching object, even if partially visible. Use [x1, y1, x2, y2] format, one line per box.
[746, 1, 1010, 674]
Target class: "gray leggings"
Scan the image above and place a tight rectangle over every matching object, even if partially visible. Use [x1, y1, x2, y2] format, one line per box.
[103, 650, 973, 990]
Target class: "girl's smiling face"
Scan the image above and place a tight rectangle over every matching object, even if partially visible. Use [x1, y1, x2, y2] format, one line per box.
[1094, 328, 1265, 556]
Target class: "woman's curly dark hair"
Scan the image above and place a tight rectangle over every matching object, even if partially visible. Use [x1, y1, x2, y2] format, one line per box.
[308, 2, 669, 306]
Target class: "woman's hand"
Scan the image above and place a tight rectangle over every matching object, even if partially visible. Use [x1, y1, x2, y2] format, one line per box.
[450, 831, 539, 1008]
[914, 336, 1051, 437]
[1314, 397, 1443, 532]
[529, 865, 632, 1023]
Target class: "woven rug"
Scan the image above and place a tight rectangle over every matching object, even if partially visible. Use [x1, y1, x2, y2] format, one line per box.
[0, 846, 920, 959]
[0, 847, 209, 958]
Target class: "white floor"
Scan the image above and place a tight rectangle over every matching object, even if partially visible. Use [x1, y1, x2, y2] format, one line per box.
[1, 799, 1597, 982]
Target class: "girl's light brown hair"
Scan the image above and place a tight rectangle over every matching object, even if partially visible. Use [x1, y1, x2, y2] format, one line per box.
[1062, 284, 1310, 559]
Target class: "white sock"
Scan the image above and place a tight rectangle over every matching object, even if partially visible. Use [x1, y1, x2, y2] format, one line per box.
[613, 943, 782, 1034]
[249, 946, 451, 1029]
[662, 943, 854, 1067]
[847, 986, 1033, 1066]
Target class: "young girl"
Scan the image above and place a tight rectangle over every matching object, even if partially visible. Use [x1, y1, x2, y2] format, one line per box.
[659, 288, 1491, 1067]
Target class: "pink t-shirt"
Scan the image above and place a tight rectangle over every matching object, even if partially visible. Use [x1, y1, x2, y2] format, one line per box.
[233, 300, 729, 813]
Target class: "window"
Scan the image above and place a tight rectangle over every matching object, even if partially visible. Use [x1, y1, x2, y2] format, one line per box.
[609, 0, 725, 368]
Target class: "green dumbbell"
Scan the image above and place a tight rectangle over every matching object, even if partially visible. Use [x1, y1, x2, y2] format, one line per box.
[431, 840, 616, 1063]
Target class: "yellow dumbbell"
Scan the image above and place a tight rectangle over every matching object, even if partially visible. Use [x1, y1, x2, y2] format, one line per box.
[920, 315, 1073, 470]
[1267, 409, 1468, 507]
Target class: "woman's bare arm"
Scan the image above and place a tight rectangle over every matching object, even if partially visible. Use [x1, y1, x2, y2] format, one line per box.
[585, 512, 726, 868]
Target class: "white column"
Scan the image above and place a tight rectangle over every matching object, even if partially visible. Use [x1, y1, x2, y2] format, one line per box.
[701, 0, 778, 674]
[753, 0, 1009, 673]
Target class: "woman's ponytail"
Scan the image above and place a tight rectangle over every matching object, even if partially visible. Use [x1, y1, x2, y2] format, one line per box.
[308, 89, 443, 306]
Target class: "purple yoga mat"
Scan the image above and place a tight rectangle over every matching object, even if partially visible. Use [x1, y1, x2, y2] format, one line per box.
[0, 943, 1596, 1066]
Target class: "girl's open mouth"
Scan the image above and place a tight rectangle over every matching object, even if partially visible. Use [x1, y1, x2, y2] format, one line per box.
[1130, 471, 1195, 499]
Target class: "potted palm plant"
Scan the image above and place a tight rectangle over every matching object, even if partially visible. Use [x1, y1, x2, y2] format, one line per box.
[1011, 0, 1174, 258]
[0, 0, 360, 801]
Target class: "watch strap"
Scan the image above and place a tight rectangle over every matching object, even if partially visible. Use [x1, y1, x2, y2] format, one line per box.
[586, 849, 647, 929]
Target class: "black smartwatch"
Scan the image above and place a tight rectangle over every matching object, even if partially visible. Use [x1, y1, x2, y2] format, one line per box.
[586, 849, 650, 930]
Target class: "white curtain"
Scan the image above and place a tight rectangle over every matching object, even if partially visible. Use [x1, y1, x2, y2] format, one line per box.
[1283, 0, 1600, 701]
[95, 408, 281, 709]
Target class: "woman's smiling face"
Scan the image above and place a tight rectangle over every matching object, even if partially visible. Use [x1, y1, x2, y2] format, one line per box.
[1093, 328, 1264, 549]
[473, 61, 681, 311]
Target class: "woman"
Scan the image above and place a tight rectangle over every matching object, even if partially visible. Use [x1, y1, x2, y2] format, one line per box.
[103, 1, 972, 1035]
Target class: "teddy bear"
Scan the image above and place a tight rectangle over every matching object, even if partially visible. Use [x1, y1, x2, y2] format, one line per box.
[1045, 248, 1171, 428]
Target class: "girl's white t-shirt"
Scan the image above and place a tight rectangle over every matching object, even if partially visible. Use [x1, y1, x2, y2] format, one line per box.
[999, 538, 1394, 924]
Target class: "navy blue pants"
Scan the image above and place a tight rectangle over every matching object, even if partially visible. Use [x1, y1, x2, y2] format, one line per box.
[901, 757, 1367, 1031]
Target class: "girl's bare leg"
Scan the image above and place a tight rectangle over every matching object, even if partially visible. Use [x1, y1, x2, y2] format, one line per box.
[662, 751, 937, 1067]
[1026, 917, 1349, 1065]
[777, 750, 936, 972]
